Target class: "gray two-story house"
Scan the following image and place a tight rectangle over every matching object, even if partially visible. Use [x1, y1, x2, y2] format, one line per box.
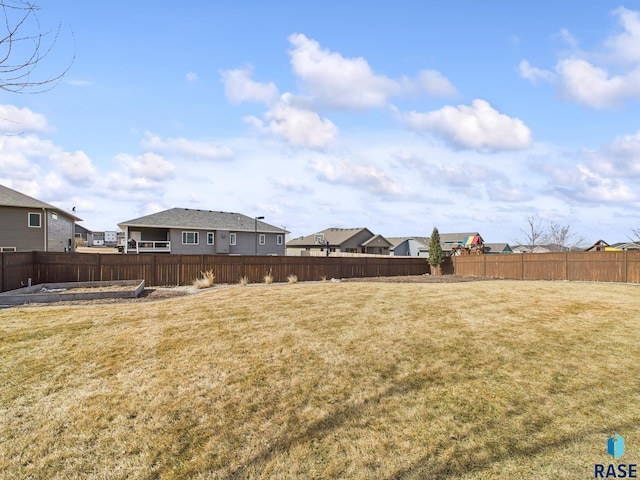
[118, 208, 288, 255]
[0, 184, 81, 252]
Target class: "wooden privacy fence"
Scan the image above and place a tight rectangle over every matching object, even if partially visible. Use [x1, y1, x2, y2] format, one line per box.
[0, 252, 429, 292]
[453, 251, 640, 283]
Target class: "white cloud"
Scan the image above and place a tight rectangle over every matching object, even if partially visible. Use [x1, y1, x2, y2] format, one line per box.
[573, 164, 637, 202]
[556, 28, 578, 48]
[603, 7, 640, 65]
[288, 33, 401, 110]
[270, 176, 307, 193]
[52, 151, 97, 184]
[555, 58, 640, 109]
[102, 171, 163, 194]
[141, 132, 234, 161]
[399, 99, 531, 150]
[0, 104, 48, 133]
[186, 71, 199, 82]
[114, 152, 175, 181]
[220, 66, 279, 104]
[585, 130, 640, 178]
[525, 7, 640, 109]
[252, 94, 337, 149]
[310, 157, 411, 197]
[518, 60, 555, 85]
[416, 70, 459, 97]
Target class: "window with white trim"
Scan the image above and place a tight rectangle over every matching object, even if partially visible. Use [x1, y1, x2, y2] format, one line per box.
[182, 231, 199, 244]
[28, 212, 41, 228]
[207, 232, 214, 245]
[259, 234, 266, 245]
[277, 234, 283, 245]
[229, 233, 236, 245]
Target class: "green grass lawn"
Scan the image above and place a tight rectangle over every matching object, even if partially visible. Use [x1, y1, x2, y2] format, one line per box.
[1, 280, 639, 479]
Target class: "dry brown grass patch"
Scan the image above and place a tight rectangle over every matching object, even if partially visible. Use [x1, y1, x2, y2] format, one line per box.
[192, 270, 215, 289]
[1, 281, 639, 479]
[287, 274, 298, 284]
[264, 269, 274, 285]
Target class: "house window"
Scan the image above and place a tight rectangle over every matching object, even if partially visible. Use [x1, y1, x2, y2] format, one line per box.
[314, 234, 324, 244]
[51, 212, 58, 220]
[277, 234, 283, 245]
[182, 231, 199, 244]
[259, 234, 266, 245]
[207, 232, 214, 245]
[229, 233, 236, 245]
[28, 212, 41, 228]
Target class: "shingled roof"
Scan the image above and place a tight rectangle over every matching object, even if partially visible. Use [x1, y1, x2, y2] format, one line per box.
[0, 184, 82, 221]
[118, 208, 287, 233]
[286, 227, 373, 247]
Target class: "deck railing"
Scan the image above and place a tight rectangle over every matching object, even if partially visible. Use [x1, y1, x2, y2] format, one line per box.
[132, 241, 171, 253]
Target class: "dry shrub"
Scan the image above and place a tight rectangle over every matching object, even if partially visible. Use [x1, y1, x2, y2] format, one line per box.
[264, 270, 274, 285]
[193, 270, 215, 289]
[320, 275, 327, 282]
[239, 275, 249, 286]
[287, 274, 298, 284]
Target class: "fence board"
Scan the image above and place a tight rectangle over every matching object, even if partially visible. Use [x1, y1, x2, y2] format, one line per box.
[454, 251, 640, 283]
[0, 252, 35, 292]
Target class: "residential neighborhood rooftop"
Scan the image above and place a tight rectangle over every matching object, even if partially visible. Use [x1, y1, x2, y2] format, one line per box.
[118, 208, 288, 233]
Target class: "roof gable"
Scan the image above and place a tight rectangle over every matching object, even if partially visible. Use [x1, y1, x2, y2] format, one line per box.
[361, 234, 393, 247]
[0, 184, 81, 221]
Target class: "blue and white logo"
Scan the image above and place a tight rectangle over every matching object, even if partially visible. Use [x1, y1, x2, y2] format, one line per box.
[608, 434, 625, 460]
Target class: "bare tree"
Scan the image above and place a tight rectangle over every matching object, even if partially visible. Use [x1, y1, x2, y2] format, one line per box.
[513, 215, 547, 252]
[631, 225, 640, 243]
[547, 221, 585, 251]
[0, 1, 73, 94]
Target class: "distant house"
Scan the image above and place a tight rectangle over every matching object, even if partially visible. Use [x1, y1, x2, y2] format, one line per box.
[512, 244, 566, 253]
[609, 241, 640, 251]
[74, 224, 92, 241]
[118, 208, 288, 255]
[90, 231, 106, 246]
[0, 183, 81, 252]
[286, 227, 392, 256]
[584, 240, 612, 252]
[483, 243, 513, 254]
[388, 237, 430, 257]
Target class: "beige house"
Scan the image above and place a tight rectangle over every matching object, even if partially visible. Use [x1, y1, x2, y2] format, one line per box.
[286, 227, 392, 256]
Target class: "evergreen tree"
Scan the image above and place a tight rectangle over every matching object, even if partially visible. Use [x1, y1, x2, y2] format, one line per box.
[428, 227, 444, 267]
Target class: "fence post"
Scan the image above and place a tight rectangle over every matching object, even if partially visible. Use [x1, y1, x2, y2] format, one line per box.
[483, 254, 486, 277]
[565, 251, 568, 281]
[0, 252, 4, 293]
[624, 249, 628, 284]
[520, 254, 524, 280]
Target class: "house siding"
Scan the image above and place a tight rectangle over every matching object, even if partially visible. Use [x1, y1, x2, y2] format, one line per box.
[169, 229, 216, 255]
[0, 206, 45, 251]
[165, 229, 285, 255]
[229, 231, 285, 255]
[47, 211, 75, 252]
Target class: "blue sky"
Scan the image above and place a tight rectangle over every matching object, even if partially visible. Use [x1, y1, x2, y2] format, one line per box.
[2, 1, 640, 245]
